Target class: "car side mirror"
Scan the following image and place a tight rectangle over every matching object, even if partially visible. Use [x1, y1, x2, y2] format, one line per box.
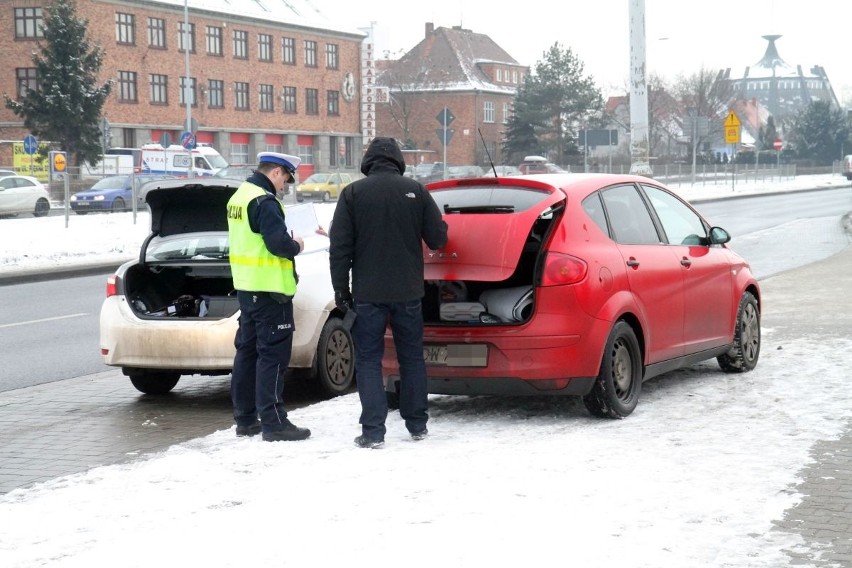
[708, 226, 731, 245]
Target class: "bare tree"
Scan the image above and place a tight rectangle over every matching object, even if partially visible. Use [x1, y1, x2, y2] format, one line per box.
[671, 66, 734, 162]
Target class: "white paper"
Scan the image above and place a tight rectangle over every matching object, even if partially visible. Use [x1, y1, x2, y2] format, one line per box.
[283, 203, 320, 238]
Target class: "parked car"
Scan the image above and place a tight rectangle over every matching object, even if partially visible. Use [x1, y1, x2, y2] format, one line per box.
[0, 174, 50, 217]
[842, 155, 852, 181]
[0, 169, 17, 178]
[213, 164, 256, 181]
[518, 155, 569, 174]
[99, 179, 355, 398]
[447, 165, 485, 179]
[483, 165, 521, 177]
[69, 174, 176, 214]
[414, 162, 446, 183]
[386, 173, 761, 418]
[295, 172, 353, 202]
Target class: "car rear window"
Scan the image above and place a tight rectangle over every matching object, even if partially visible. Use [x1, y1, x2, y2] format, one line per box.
[430, 185, 551, 214]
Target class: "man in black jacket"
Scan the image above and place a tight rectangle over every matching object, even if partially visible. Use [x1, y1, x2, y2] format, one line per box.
[329, 137, 448, 449]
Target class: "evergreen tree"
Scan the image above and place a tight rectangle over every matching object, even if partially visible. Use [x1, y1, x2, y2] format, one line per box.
[4, 0, 112, 167]
[503, 43, 603, 164]
[789, 100, 850, 165]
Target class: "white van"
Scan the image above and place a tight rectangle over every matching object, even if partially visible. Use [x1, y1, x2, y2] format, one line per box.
[81, 148, 141, 178]
[842, 155, 852, 181]
[139, 144, 228, 177]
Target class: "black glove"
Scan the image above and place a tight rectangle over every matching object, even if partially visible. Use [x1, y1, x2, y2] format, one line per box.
[335, 289, 353, 311]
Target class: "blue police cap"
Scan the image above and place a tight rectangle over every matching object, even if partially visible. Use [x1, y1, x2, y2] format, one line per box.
[257, 152, 300, 182]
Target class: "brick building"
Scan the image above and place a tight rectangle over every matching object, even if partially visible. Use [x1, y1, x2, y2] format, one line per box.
[375, 23, 526, 168]
[0, 0, 365, 180]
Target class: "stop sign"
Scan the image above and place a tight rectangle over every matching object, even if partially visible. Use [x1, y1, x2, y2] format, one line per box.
[773, 138, 783, 150]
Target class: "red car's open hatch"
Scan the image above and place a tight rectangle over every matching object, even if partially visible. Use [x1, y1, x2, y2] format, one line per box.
[424, 179, 565, 282]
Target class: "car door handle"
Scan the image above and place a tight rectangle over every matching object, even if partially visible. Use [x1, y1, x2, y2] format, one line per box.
[626, 258, 640, 268]
[680, 258, 692, 267]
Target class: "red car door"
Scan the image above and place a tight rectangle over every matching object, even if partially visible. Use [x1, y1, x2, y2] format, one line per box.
[641, 185, 734, 352]
[601, 185, 686, 363]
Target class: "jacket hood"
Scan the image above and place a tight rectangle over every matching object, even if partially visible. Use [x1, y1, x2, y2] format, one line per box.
[360, 137, 405, 176]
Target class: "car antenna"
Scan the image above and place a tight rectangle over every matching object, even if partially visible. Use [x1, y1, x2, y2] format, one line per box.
[478, 128, 498, 177]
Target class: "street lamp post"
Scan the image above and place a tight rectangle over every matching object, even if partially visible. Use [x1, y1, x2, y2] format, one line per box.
[183, 0, 193, 178]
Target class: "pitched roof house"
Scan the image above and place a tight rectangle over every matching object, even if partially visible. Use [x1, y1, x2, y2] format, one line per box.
[375, 23, 527, 167]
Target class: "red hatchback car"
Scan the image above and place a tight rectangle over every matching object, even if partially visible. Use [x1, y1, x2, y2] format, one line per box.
[382, 173, 761, 418]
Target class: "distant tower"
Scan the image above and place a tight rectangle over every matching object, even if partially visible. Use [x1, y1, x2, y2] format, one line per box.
[723, 35, 840, 120]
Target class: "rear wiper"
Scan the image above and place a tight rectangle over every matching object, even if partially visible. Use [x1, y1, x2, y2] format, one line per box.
[443, 205, 515, 214]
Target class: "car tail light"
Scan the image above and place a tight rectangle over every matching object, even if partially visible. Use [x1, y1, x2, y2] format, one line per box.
[106, 275, 118, 298]
[540, 252, 587, 286]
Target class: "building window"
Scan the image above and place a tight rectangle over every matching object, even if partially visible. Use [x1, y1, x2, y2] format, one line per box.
[15, 8, 43, 39]
[304, 40, 317, 67]
[306, 88, 319, 115]
[178, 22, 195, 53]
[258, 33, 272, 62]
[231, 144, 249, 165]
[483, 101, 495, 123]
[282, 37, 296, 64]
[115, 13, 135, 45]
[345, 138, 354, 166]
[326, 44, 339, 69]
[266, 142, 283, 153]
[496, 68, 503, 82]
[233, 30, 248, 59]
[179, 76, 196, 106]
[147, 17, 165, 48]
[327, 90, 339, 116]
[259, 84, 274, 112]
[122, 128, 136, 148]
[206, 26, 223, 56]
[329, 135, 339, 167]
[235, 82, 249, 110]
[503, 102, 510, 124]
[118, 71, 137, 102]
[15, 68, 38, 99]
[298, 143, 314, 166]
[149, 73, 168, 105]
[512, 71, 518, 83]
[282, 86, 297, 113]
[208, 79, 224, 108]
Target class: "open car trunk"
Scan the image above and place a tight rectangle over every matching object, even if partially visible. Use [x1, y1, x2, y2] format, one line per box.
[123, 263, 238, 319]
[127, 182, 239, 319]
[423, 181, 565, 326]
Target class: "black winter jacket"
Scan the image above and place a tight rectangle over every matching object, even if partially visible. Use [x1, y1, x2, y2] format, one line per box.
[328, 137, 448, 302]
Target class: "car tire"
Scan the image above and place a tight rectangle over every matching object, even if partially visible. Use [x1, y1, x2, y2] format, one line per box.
[111, 197, 125, 212]
[74, 210, 88, 215]
[128, 371, 180, 395]
[583, 321, 642, 419]
[33, 198, 50, 217]
[313, 316, 355, 398]
[717, 291, 760, 373]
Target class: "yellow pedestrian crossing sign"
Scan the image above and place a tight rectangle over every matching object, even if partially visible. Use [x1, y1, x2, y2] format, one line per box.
[724, 111, 741, 144]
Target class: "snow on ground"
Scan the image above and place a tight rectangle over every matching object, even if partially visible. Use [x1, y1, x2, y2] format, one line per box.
[1, 173, 851, 567]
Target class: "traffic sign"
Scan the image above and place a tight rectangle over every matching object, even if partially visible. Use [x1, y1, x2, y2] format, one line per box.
[436, 108, 455, 127]
[180, 131, 196, 150]
[52, 152, 66, 172]
[159, 132, 172, 148]
[23, 135, 38, 155]
[773, 138, 783, 151]
[723, 111, 740, 144]
[435, 128, 454, 146]
[723, 111, 741, 128]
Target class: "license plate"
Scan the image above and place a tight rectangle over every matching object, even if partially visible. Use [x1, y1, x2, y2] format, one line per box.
[423, 344, 487, 367]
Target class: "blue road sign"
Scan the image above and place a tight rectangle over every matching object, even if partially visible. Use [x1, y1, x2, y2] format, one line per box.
[180, 131, 196, 150]
[23, 135, 38, 155]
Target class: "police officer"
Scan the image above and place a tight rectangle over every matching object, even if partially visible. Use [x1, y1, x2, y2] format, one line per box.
[227, 152, 310, 442]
